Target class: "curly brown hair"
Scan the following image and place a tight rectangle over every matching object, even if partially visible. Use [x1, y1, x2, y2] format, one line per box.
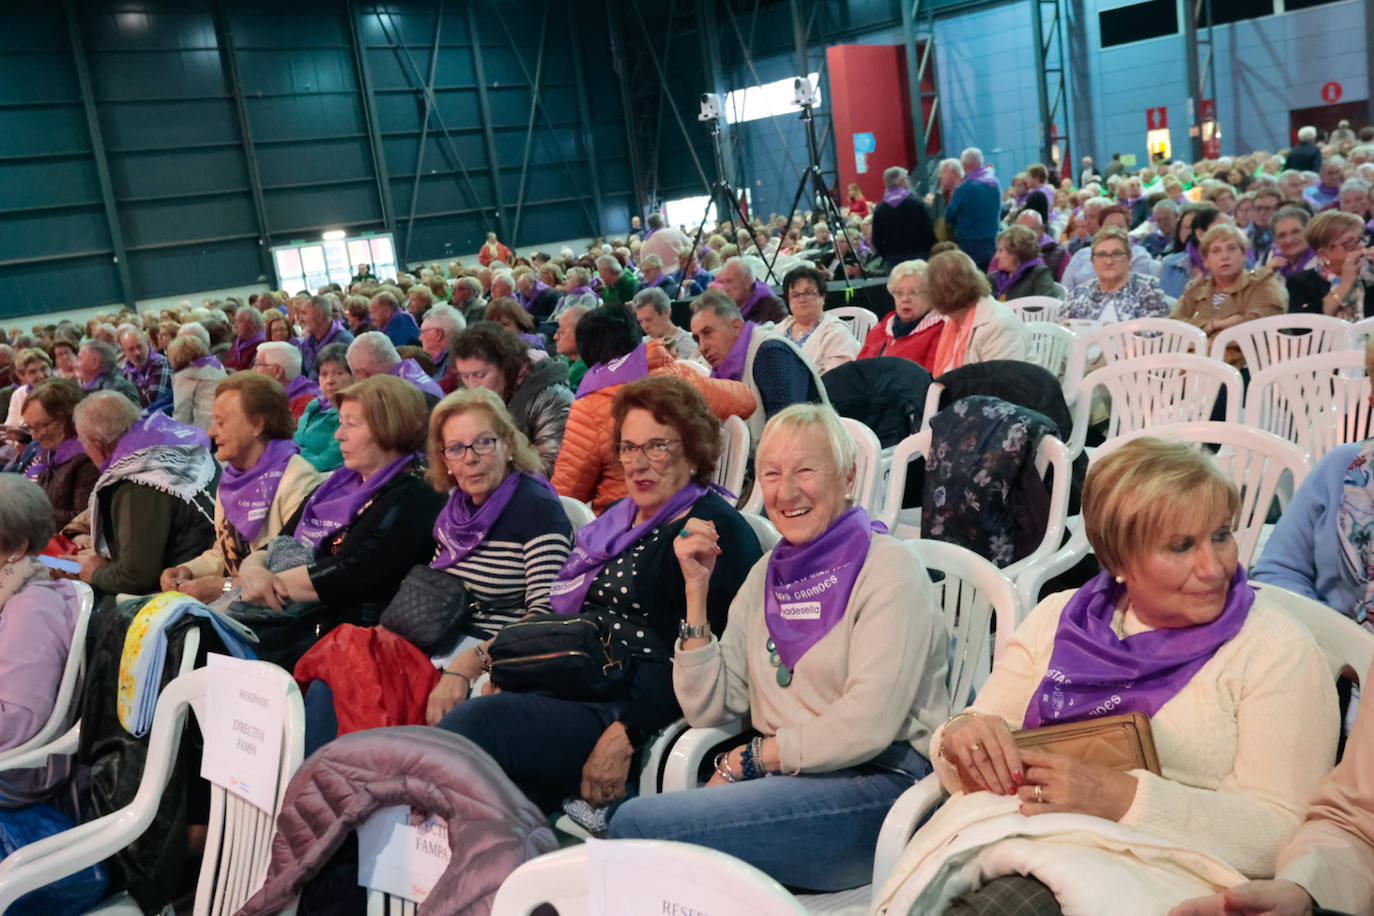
[448, 322, 532, 403]
[611, 376, 720, 486]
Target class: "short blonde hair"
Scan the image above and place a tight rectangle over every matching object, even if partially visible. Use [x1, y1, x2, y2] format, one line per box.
[426, 387, 541, 492]
[1305, 210, 1366, 251]
[885, 259, 928, 294]
[1198, 223, 1250, 257]
[758, 403, 856, 483]
[1090, 225, 1132, 255]
[1083, 438, 1239, 575]
[335, 374, 428, 454]
[167, 335, 208, 371]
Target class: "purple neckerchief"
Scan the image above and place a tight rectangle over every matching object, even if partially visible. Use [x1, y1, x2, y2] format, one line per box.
[101, 413, 210, 473]
[285, 373, 322, 405]
[1366, 217, 1374, 233]
[1013, 192, 1028, 208]
[218, 438, 298, 542]
[1123, 194, 1144, 209]
[1186, 241, 1208, 272]
[301, 321, 347, 362]
[1304, 184, 1341, 211]
[882, 187, 911, 207]
[518, 332, 546, 351]
[643, 227, 657, 239]
[518, 280, 550, 310]
[575, 341, 649, 397]
[991, 257, 1046, 299]
[549, 482, 707, 615]
[189, 356, 223, 371]
[431, 471, 556, 569]
[388, 359, 444, 399]
[1039, 233, 1056, 248]
[25, 437, 85, 481]
[1023, 566, 1253, 729]
[1274, 248, 1317, 278]
[564, 284, 595, 298]
[81, 373, 105, 392]
[228, 330, 265, 366]
[764, 506, 878, 669]
[964, 166, 998, 188]
[740, 281, 775, 321]
[123, 353, 161, 390]
[295, 452, 417, 549]
[711, 321, 759, 381]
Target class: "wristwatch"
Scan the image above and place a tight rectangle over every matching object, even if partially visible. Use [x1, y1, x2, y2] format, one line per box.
[678, 620, 711, 641]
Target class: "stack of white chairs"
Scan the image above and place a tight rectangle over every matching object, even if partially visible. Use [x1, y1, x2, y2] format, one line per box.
[1024, 322, 1073, 381]
[1244, 350, 1371, 464]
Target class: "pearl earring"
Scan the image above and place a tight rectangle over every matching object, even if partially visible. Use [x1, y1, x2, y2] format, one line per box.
[1114, 575, 1125, 584]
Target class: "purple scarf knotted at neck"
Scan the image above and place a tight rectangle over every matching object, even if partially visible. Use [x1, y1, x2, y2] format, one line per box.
[883, 187, 911, 207]
[1039, 233, 1056, 248]
[740, 281, 775, 321]
[765, 506, 878, 669]
[284, 374, 321, 405]
[431, 472, 556, 569]
[302, 321, 347, 361]
[565, 285, 595, 299]
[229, 330, 265, 365]
[991, 257, 1046, 299]
[102, 413, 211, 473]
[25, 437, 85, 481]
[1186, 241, 1208, 273]
[218, 438, 299, 543]
[1275, 248, 1318, 279]
[711, 321, 758, 382]
[549, 482, 707, 615]
[389, 358, 444, 399]
[519, 280, 550, 310]
[1023, 566, 1253, 729]
[964, 166, 998, 188]
[189, 356, 223, 371]
[295, 452, 417, 550]
[576, 341, 650, 397]
[124, 353, 160, 391]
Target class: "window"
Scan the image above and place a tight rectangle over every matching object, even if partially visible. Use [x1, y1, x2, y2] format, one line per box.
[663, 196, 715, 232]
[1284, 0, 1341, 9]
[724, 73, 823, 125]
[1099, 0, 1178, 48]
[1204, 0, 1274, 25]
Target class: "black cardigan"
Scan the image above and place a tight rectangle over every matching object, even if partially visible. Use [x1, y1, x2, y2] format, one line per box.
[1285, 268, 1369, 317]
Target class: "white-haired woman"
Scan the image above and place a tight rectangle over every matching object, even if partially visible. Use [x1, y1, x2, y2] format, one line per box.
[857, 259, 943, 369]
[609, 404, 951, 892]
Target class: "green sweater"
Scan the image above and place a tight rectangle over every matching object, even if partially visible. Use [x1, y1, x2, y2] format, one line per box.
[294, 399, 344, 472]
[600, 273, 640, 306]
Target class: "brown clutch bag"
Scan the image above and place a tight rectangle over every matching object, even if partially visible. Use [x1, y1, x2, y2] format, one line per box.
[955, 711, 1161, 794]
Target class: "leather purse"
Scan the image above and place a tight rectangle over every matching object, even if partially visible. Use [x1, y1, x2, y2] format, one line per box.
[486, 613, 625, 701]
[378, 564, 472, 657]
[956, 711, 1161, 794]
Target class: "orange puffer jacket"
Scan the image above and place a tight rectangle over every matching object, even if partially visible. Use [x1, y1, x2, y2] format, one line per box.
[551, 339, 756, 513]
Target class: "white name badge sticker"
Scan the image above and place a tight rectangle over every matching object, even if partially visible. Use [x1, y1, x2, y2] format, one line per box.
[357, 805, 451, 903]
[200, 653, 285, 814]
[586, 836, 795, 916]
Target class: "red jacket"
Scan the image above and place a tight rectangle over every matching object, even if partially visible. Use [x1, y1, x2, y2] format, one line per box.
[857, 313, 943, 372]
[478, 242, 513, 266]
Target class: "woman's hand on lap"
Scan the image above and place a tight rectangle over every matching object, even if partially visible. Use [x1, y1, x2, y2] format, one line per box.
[1016, 747, 1137, 821]
[424, 675, 469, 726]
[579, 722, 634, 806]
[943, 713, 1022, 796]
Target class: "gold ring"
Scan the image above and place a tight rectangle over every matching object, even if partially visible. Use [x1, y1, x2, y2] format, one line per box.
[969, 742, 982, 753]
[1034, 785, 1045, 804]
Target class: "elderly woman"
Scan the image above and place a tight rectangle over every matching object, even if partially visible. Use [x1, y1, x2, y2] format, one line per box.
[775, 265, 859, 375]
[224, 305, 265, 372]
[1060, 226, 1172, 322]
[1160, 204, 1223, 299]
[636, 253, 674, 293]
[293, 342, 350, 472]
[989, 225, 1057, 301]
[1261, 205, 1318, 279]
[52, 339, 79, 381]
[858, 260, 944, 369]
[1172, 223, 1286, 367]
[437, 376, 762, 812]
[156, 320, 180, 354]
[237, 375, 443, 646]
[4, 348, 52, 430]
[872, 438, 1338, 915]
[926, 249, 1027, 376]
[252, 341, 320, 418]
[484, 297, 546, 352]
[20, 378, 97, 530]
[669, 248, 714, 300]
[450, 322, 573, 475]
[609, 404, 950, 891]
[263, 312, 294, 344]
[158, 372, 322, 605]
[0, 477, 87, 808]
[1284, 209, 1372, 319]
[168, 334, 226, 431]
[294, 388, 575, 753]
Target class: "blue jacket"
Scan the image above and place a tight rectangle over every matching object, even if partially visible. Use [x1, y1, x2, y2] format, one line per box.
[381, 310, 421, 348]
[945, 179, 1001, 242]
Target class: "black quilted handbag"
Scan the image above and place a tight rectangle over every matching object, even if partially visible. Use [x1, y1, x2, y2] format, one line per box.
[378, 564, 472, 657]
[486, 613, 625, 700]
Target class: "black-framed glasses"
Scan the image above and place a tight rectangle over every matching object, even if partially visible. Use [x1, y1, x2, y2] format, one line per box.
[617, 438, 680, 464]
[442, 436, 499, 460]
[1091, 250, 1129, 262]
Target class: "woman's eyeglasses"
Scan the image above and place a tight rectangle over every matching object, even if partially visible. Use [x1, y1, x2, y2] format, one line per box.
[617, 438, 680, 464]
[1091, 250, 1130, 262]
[442, 436, 498, 460]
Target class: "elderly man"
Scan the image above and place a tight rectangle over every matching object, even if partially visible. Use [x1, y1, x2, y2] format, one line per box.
[420, 303, 464, 385]
[1131, 198, 1180, 258]
[368, 291, 421, 348]
[632, 288, 697, 360]
[451, 276, 488, 325]
[716, 258, 786, 324]
[489, 269, 517, 302]
[515, 270, 559, 319]
[635, 253, 675, 294]
[690, 290, 825, 443]
[297, 294, 354, 378]
[945, 147, 1002, 270]
[799, 223, 836, 266]
[252, 342, 320, 419]
[72, 391, 217, 595]
[1014, 209, 1067, 276]
[1286, 125, 1323, 173]
[77, 340, 141, 405]
[595, 254, 639, 307]
[871, 166, 936, 270]
[1079, 156, 1100, 187]
[345, 331, 442, 407]
[116, 324, 172, 412]
[1304, 158, 1346, 212]
[224, 306, 265, 372]
[553, 303, 590, 389]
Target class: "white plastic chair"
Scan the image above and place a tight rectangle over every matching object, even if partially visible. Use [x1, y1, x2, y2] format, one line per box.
[828, 305, 880, 342]
[0, 581, 92, 770]
[742, 416, 884, 517]
[366, 892, 418, 915]
[1024, 321, 1074, 381]
[491, 840, 808, 915]
[1243, 350, 1371, 464]
[1209, 313, 1350, 375]
[1063, 317, 1208, 405]
[560, 495, 596, 532]
[1348, 316, 1374, 348]
[1252, 582, 1374, 685]
[714, 415, 749, 500]
[740, 512, 782, 551]
[1006, 296, 1060, 322]
[1067, 353, 1243, 458]
[0, 663, 304, 916]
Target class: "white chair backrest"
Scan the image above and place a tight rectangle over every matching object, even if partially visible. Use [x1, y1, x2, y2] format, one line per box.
[1069, 353, 1243, 457]
[1064, 318, 1208, 403]
[828, 305, 879, 342]
[0, 581, 92, 766]
[1006, 296, 1061, 322]
[742, 416, 883, 516]
[1244, 350, 1371, 464]
[491, 841, 808, 915]
[560, 496, 596, 533]
[1349, 316, 1374, 349]
[1252, 582, 1374, 685]
[714, 415, 749, 500]
[1090, 422, 1310, 567]
[740, 512, 782, 551]
[1209, 313, 1350, 375]
[1024, 321, 1074, 381]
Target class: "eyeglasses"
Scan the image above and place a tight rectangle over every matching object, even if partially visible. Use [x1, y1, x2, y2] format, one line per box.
[442, 436, 499, 460]
[617, 438, 680, 464]
[1337, 236, 1364, 252]
[1091, 250, 1130, 262]
[789, 288, 823, 300]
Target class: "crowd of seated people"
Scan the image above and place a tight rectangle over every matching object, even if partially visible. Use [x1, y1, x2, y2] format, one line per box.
[4, 125, 1374, 914]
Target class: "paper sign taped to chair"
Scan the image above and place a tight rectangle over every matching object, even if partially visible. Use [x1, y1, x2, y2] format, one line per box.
[586, 837, 794, 915]
[357, 805, 451, 903]
[200, 653, 285, 814]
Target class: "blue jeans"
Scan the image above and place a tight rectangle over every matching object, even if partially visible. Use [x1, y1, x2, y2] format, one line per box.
[303, 680, 339, 758]
[436, 692, 623, 812]
[607, 741, 931, 892]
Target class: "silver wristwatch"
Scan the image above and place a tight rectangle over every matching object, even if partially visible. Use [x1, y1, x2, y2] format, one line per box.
[678, 620, 711, 641]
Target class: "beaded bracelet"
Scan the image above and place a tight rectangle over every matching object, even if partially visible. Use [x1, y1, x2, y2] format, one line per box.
[713, 752, 740, 783]
[739, 740, 763, 781]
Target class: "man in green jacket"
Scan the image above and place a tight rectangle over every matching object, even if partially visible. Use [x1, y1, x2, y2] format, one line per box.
[596, 254, 640, 307]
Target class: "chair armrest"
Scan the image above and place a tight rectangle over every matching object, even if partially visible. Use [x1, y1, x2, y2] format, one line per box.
[0, 722, 80, 772]
[638, 718, 692, 798]
[871, 774, 947, 892]
[660, 720, 746, 793]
